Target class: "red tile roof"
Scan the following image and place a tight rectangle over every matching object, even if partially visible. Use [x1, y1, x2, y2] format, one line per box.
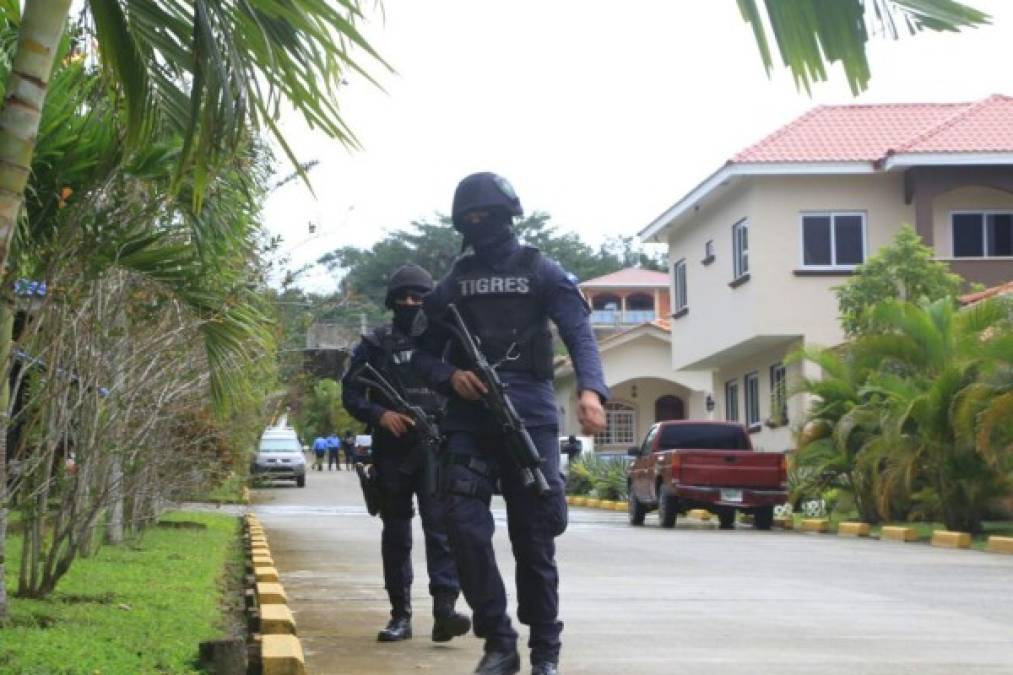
[732, 94, 1013, 164]
[960, 280, 1013, 306]
[578, 268, 669, 288]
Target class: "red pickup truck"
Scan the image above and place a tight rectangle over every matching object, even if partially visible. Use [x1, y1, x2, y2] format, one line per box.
[627, 420, 787, 530]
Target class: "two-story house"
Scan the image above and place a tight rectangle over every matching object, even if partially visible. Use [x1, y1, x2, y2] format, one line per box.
[554, 268, 709, 451]
[639, 94, 1013, 452]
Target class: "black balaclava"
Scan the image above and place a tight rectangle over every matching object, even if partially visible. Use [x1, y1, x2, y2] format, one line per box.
[460, 208, 517, 264]
[392, 302, 423, 334]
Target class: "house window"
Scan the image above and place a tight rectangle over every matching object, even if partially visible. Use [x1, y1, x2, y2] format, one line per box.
[732, 219, 748, 279]
[952, 212, 1013, 257]
[769, 362, 788, 425]
[744, 372, 760, 429]
[595, 401, 637, 447]
[724, 379, 739, 422]
[801, 212, 866, 267]
[673, 259, 688, 312]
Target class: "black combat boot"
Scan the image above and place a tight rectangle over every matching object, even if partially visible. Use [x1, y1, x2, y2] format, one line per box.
[377, 614, 412, 641]
[531, 663, 559, 675]
[473, 647, 520, 675]
[377, 595, 412, 642]
[431, 592, 471, 642]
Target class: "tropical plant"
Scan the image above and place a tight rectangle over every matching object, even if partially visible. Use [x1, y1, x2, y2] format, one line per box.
[835, 225, 965, 337]
[855, 298, 1010, 532]
[0, 0, 382, 619]
[565, 453, 628, 501]
[790, 345, 883, 522]
[738, 0, 989, 94]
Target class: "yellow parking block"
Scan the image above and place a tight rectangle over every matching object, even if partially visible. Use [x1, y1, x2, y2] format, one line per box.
[931, 530, 971, 549]
[572, 497, 587, 506]
[252, 552, 274, 563]
[260, 604, 297, 635]
[800, 518, 829, 533]
[774, 517, 794, 530]
[688, 509, 712, 521]
[257, 582, 288, 605]
[255, 566, 280, 583]
[612, 501, 627, 512]
[986, 536, 1013, 554]
[837, 522, 871, 537]
[599, 500, 616, 509]
[251, 536, 269, 547]
[261, 634, 305, 675]
[881, 526, 918, 542]
[585, 498, 601, 508]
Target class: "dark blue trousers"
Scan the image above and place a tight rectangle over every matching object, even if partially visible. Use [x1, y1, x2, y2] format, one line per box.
[375, 450, 460, 615]
[442, 425, 567, 664]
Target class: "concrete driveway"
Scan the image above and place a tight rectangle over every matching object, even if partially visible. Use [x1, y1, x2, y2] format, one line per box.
[254, 464, 1013, 675]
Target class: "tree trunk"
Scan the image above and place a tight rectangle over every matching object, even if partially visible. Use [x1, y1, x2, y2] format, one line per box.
[0, 303, 13, 621]
[0, 0, 74, 622]
[105, 456, 123, 544]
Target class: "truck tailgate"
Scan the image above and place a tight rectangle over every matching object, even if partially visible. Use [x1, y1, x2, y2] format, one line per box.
[678, 451, 783, 489]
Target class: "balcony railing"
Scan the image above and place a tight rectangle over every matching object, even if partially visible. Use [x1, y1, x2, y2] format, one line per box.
[590, 310, 656, 326]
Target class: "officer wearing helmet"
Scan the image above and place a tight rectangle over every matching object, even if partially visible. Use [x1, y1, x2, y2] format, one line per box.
[341, 264, 470, 644]
[412, 173, 608, 675]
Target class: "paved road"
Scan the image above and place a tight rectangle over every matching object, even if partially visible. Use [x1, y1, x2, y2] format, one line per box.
[254, 464, 1013, 675]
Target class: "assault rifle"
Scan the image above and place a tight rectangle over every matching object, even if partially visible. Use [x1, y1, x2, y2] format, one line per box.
[444, 303, 552, 496]
[353, 362, 440, 497]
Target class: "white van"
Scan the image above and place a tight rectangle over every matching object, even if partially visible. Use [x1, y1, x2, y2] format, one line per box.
[251, 426, 307, 487]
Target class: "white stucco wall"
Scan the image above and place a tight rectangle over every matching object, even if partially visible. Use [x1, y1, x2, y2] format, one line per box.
[932, 185, 1013, 258]
[666, 173, 916, 370]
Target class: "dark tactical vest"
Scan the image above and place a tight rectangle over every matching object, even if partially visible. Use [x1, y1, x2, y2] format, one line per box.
[445, 246, 554, 380]
[363, 325, 443, 415]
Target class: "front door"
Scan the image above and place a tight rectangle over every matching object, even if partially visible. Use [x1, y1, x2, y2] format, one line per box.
[655, 395, 685, 421]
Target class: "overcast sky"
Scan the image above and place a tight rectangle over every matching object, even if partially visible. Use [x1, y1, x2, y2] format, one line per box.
[262, 0, 1013, 292]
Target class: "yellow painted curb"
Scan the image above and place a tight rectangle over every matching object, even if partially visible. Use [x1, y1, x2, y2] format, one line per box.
[612, 501, 627, 511]
[260, 603, 297, 635]
[600, 500, 616, 509]
[255, 566, 280, 583]
[688, 509, 711, 521]
[257, 582, 288, 604]
[931, 530, 971, 549]
[586, 498, 601, 508]
[572, 497, 587, 506]
[261, 634, 305, 675]
[251, 536, 269, 546]
[565, 496, 574, 505]
[986, 536, 1013, 554]
[249, 527, 265, 536]
[838, 522, 871, 537]
[881, 526, 918, 542]
[242, 486, 251, 505]
[774, 517, 794, 530]
[800, 518, 829, 533]
[252, 553, 274, 564]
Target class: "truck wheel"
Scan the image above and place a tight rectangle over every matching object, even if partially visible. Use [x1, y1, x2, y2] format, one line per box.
[296, 475, 306, 488]
[658, 488, 678, 529]
[628, 493, 646, 526]
[754, 505, 773, 530]
[718, 508, 736, 529]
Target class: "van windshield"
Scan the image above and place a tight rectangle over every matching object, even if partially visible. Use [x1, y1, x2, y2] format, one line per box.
[259, 439, 301, 452]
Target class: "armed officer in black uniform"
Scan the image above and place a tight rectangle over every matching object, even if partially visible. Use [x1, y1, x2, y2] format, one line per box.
[413, 173, 608, 675]
[341, 265, 471, 644]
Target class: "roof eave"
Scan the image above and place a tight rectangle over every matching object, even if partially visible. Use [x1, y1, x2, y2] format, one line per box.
[638, 161, 877, 244]
[884, 152, 1013, 170]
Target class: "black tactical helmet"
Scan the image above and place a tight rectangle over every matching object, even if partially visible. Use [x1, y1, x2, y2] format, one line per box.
[451, 172, 523, 230]
[384, 264, 434, 308]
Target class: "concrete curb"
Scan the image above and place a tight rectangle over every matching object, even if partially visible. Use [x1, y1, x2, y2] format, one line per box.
[244, 513, 306, 675]
[931, 530, 972, 549]
[881, 525, 918, 542]
[800, 518, 830, 533]
[985, 535, 1013, 554]
[837, 522, 871, 537]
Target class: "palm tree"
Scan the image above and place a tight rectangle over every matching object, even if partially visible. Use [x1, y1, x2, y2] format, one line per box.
[0, 0, 385, 620]
[738, 0, 989, 94]
[855, 298, 1009, 532]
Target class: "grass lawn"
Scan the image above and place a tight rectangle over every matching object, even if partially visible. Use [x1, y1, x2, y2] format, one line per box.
[1, 511, 242, 674]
